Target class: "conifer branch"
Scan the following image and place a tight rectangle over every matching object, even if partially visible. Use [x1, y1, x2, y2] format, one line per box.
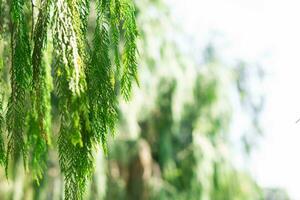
[2, 0, 139, 198]
[88, 2, 117, 153]
[120, 0, 139, 100]
[29, 0, 52, 181]
[6, 0, 32, 173]
[0, 94, 5, 166]
[110, 0, 121, 76]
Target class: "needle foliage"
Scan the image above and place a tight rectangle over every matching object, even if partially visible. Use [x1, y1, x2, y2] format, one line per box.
[0, 0, 138, 199]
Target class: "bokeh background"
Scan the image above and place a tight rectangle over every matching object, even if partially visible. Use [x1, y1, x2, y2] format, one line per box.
[1, 0, 300, 199]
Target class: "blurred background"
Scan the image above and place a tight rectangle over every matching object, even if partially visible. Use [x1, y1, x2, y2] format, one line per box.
[1, 0, 300, 199]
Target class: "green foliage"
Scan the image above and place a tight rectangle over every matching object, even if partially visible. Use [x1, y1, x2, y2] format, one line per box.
[0, 94, 5, 166]
[88, 3, 117, 154]
[120, 0, 139, 100]
[0, 36, 5, 166]
[6, 0, 32, 173]
[0, 0, 139, 199]
[110, 0, 121, 75]
[30, 0, 52, 181]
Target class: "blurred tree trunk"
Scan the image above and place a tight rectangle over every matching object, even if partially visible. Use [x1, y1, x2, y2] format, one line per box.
[126, 139, 153, 200]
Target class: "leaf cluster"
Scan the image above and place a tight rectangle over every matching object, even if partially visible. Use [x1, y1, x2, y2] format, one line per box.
[0, 0, 139, 199]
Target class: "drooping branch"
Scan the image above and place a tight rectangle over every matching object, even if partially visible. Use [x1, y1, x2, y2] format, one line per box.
[29, 0, 52, 181]
[2, 0, 139, 198]
[6, 0, 32, 174]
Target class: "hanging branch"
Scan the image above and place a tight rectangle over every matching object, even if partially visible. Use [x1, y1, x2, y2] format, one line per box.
[110, 0, 121, 76]
[88, 0, 118, 154]
[0, 28, 5, 166]
[0, 94, 5, 166]
[6, 0, 32, 174]
[53, 0, 92, 198]
[120, 0, 139, 100]
[29, 0, 52, 181]
[2, 0, 139, 198]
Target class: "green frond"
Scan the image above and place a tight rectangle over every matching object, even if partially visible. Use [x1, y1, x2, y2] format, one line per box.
[78, 0, 91, 35]
[26, 115, 48, 182]
[120, 0, 139, 100]
[0, 94, 5, 166]
[53, 0, 86, 96]
[0, 36, 6, 167]
[1, 0, 139, 198]
[58, 110, 94, 200]
[6, 0, 32, 173]
[110, 0, 121, 75]
[53, 0, 96, 198]
[26, 0, 52, 181]
[88, 8, 117, 153]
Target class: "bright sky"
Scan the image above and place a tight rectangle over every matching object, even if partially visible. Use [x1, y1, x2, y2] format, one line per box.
[171, 0, 300, 199]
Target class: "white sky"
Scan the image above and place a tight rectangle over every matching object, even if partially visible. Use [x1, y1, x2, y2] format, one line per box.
[170, 0, 300, 199]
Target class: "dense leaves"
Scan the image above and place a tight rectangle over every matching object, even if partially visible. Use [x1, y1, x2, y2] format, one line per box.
[0, 0, 138, 199]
